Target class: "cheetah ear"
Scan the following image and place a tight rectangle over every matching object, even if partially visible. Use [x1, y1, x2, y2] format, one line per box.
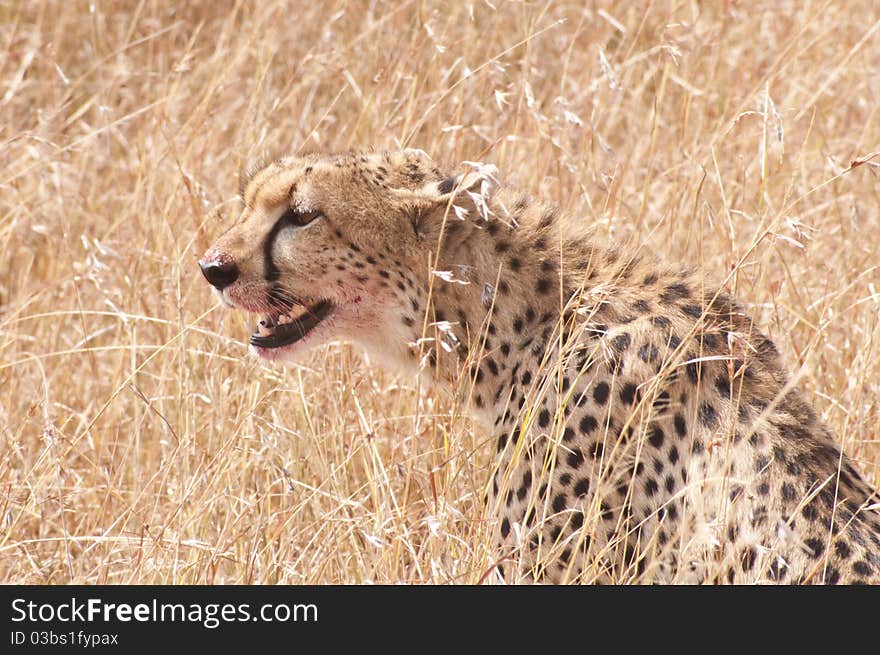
[403, 161, 500, 238]
[423, 162, 501, 220]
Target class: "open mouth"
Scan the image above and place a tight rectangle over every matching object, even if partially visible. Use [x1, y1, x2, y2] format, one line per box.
[249, 300, 333, 349]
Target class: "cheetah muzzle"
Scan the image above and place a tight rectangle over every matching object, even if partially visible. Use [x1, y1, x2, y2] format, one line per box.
[199, 148, 880, 585]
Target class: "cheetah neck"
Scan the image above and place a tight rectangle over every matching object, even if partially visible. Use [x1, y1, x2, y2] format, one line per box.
[414, 190, 628, 428]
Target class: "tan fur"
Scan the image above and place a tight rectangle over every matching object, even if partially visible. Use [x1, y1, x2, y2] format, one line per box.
[201, 149, 880, 584]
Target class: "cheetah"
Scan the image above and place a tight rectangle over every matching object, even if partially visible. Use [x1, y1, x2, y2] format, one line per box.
[199, 149, 880, 584]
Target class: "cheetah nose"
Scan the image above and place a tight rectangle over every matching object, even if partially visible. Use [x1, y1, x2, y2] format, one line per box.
[199, 259, 239, 290]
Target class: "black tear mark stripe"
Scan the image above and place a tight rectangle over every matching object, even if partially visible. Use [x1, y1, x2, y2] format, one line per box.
[262, 214, 289, 281]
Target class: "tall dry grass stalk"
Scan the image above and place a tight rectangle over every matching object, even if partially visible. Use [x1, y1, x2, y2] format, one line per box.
[1, 0, 878, 583]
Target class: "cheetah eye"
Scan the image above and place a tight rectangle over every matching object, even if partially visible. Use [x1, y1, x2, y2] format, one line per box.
[278, 207, 323, 227]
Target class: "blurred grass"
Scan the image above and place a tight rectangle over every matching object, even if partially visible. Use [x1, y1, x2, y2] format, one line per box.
[1, 0, 878, 583]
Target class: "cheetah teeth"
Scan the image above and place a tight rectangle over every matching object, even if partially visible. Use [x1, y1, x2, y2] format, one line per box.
[257, 312, 300, 335]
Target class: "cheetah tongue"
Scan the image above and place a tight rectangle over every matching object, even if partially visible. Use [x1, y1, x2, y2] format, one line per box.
[250, 300, 332, 348]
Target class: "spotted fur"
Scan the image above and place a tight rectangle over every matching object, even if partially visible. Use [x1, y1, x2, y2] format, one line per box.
[200, 149, 880, 584]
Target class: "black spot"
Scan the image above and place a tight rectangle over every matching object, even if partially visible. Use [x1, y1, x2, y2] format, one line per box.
[741, 547, 757, 572]
[513, 317, 524, 333]
[834, 541, 852, 560]
[611, 333, 631, 353]
[825, 567, 841, 585]
[769, 559, 785, 581]
[651, 390, 670, 411]
[638, 343, 659, 363]
[754, 455, 770, 473]
[750, 505, 768, 528]
[593, 382, 610, 405]
[715, 375, 731, 396]
[633, 299, 651, 314]
[651, 315, 671, 329]
[574, 478, 590, 497]
[563, 428, 575, 443]
[552, 494, 567, 513]
[665, 475, 675, 493]
[591, 441, 604, 459]
[579, 415, 598, 434]
[500, 518, 510, 538]
[538, 409, 550, 428]
[517, 471, 532, 500]
[781, 483, 797, 502]
[852, 560, 872, 577]
[644, 478, 659, 496]
[674, 413, 687, 437]
[757, 481, 770, 496]
[521, 370, 532, 385]
[681, 304, 702, 319]
[567, 448, 586, 469]
[486, 358, 499, 376]
[686, 361, 700, 383]
[535, 278, 552, 294]
[496, 433, 508, 452]
[661, 283, 690, 302]
[668, 445, 679, 465]
[494, 240, 510, 253]
[525, 307, 536, 323]
[649, 426, 665, 448]
[804, 538, 824, 558]
[698, 402, 718, 428]
[508, 257, 521, 272]
[801, 502, 819, 522]
[619, 383, 638, 405]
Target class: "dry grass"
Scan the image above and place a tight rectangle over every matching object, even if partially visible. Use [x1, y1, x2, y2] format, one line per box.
[1, 0, 879, 584]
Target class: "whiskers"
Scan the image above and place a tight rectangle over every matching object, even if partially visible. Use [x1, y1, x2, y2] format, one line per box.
[269, 283, 329, 324]
[268, 285, 300, 312]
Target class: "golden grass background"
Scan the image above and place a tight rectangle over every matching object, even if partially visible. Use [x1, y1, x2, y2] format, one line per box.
[2, 0, 879, 583]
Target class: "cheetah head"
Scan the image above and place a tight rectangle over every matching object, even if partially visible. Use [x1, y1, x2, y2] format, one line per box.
[199, 149, 498, 366]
